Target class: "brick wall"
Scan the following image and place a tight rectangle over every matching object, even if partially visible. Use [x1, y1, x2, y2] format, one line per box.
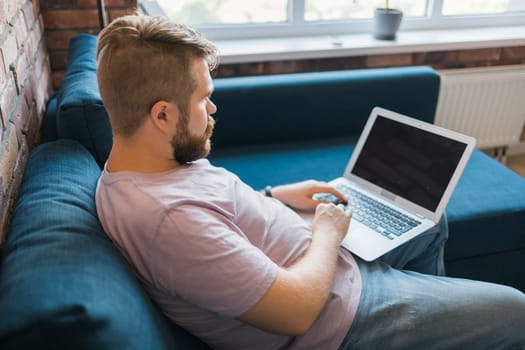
[215, 46, 525, 78]
[0, 0, 53, 244]
[42, 0, 138, 89]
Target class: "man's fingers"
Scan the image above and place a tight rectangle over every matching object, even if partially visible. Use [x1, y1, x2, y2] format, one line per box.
[311, 185, 348, 203]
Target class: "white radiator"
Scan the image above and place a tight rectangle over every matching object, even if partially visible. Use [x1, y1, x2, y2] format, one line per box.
[435, 65, 525, 150]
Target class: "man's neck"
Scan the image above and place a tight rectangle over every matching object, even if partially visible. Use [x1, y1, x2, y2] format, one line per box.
[106, 137, 180, 174]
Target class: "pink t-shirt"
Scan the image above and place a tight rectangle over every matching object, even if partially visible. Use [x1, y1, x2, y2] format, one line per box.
[96, 159, 361, 350]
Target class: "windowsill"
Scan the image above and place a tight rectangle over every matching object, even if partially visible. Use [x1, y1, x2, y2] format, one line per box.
[215, 25, 525, 64]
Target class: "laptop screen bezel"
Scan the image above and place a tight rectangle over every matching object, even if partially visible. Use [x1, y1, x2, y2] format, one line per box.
[343, 106, 476, 223]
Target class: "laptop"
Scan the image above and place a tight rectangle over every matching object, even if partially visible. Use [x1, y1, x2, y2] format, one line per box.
[302, 107, 476, 261]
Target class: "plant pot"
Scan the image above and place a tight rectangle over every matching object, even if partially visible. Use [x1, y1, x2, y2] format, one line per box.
[373, 8, 403, 40]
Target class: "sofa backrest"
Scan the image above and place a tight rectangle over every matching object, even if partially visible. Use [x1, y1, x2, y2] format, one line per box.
[211, 66, 440, 147]
[55, 34, 111, 168]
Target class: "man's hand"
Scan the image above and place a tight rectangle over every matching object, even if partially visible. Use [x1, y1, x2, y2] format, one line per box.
[271, 180, 347, 210]
[311, 203, 352, 245]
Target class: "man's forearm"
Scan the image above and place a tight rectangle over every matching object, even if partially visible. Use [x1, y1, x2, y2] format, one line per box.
[282, 227, 342, 332]
[238, 227, 341, 335]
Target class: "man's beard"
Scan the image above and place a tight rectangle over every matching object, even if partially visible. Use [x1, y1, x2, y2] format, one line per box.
[170, 116, 215, 164]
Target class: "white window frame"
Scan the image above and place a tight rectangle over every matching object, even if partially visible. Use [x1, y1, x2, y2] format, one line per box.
[140, 0, 525, 41]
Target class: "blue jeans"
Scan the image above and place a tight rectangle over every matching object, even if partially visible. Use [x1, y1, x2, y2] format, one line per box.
[339, 216, 525, 350]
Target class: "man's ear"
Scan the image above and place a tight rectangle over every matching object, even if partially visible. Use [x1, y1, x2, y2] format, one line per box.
[149, 100, 179, 134]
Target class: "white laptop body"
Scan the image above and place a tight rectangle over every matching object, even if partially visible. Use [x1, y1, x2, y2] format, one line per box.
[304, 107, 476, 261]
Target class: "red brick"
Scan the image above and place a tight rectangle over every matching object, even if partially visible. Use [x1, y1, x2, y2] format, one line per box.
[0, 54, 6, 86]
[214, 64, 237, 78]
[81, 0, 137, 7]
[23, 30, 35, 61]
[481, 58, 520, 67]
[45, 30, 79, 50]
[264, 61, 299, 75]
[501, 46, 525, 60]
[80, 0, 137, 8]
[39, 13, 45, 34]
[42, 9, 100, 29]
[32, 21, 45, 54]
[0, 124, 20, 198]
[236, 62, 264, 76]
[413, 51, 459, 66]
[108, 8, 138, 22]
[1, 31, 18, 67]
[25, 101, 40, 147]
[458, 48, 501, 62]
[51, 70, 64, 90]
[13, 52, 30, 93]
[77, 0, 97, 7]
[108, 0, 137, 6]
[12, 13, 28, 51]
[1, 77, 18, 124]
[49, 49, 68, 70]
[40, 0, 75, 9]
[32, 39, 48, 79]
[22, 2, 36, 32]
[22, 75, 34, 110]
[0, 134, 28, 244]
[29, 61, 50, 116]
[366, 53, 413, 67]
[281, 59, 315, 73]
[28, 67, 39, 105]
[32, 0, 41, 18]
[318, 56, 367, 71]
[5, 0, 18, 21]
[0, 1, 8, 25]
[36, 63, 52, 114]
[11, 95, 30, 144]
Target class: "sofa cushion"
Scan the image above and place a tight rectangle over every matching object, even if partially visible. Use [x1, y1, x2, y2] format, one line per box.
[56, 34, 112, 167]
[0, 140, 209, 349]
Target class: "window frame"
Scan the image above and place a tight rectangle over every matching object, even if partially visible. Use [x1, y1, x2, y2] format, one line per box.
[140, 0, 525, 41]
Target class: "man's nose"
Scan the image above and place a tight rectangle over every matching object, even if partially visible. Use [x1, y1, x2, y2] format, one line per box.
[208, 100, 217, 115]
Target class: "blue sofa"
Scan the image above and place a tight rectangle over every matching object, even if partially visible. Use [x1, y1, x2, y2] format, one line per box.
[1, 34, 524, 348]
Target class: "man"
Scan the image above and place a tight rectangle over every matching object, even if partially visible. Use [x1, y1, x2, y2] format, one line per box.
[95, 15, 525, 350]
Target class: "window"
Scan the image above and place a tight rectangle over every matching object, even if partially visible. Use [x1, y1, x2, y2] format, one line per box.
[304, 0, 427, 21]
[441, 0, 525, 15]
[153, 0, 288, 25]
[140, 0, 525, 40]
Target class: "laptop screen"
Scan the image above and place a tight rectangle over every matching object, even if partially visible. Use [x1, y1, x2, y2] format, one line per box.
[351, 115, 468, 212]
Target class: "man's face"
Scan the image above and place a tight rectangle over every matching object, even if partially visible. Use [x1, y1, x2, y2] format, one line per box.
[170, 58, 217, 164]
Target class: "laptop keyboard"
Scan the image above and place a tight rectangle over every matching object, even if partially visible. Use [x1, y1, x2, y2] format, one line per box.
[316, 184, 421, 240]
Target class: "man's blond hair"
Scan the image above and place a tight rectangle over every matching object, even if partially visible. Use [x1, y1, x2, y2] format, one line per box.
[96, 15, 218, 136]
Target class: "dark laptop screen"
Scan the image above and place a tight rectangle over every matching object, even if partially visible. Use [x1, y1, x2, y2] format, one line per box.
[351, 115, 467, 212]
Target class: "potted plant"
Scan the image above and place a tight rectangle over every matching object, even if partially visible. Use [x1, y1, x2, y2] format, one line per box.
[373, 0, 403, 40]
